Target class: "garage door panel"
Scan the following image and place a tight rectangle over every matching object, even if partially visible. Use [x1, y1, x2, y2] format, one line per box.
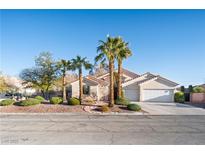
[124, 89, 139, 101]
[143, 89, 173, 102]
[124, 84, 138, 90]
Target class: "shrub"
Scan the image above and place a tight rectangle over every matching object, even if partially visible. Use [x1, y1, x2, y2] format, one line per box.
[34, 96, 45, 102]
[115, 97, 130, 106]
[50, 97, 63, 104]
[180, 86, 185, 92]
[84, 96, 95, 104]
[127, 104, 141, 111]
[68, 97, 80, 105]
[100, 105, 110, 112]
[174, 92, 185, 103]
[19, 98, 41, 106]
[0, 99, 15, 106]
[193, 86, 205, 93]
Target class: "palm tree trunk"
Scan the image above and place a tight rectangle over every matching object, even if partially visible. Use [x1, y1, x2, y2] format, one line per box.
[62, 75, 67, 102]
[117, 59, 122, 98]
[109, 60, 114, 107]
[79, 68, 83, 105]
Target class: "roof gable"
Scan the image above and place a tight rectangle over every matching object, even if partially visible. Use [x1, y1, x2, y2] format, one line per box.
[70, 77, 99, 86]
[121, 68, 139, 79]
[96, 68, 139, 79]
[122, 72, 178, 87]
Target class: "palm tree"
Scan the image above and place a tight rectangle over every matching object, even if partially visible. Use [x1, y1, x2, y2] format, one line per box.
[115, 38, 132, 98]
[57, 59, 72, 102]
[71, 56, 93, 104]
[95, 36, 122, 107]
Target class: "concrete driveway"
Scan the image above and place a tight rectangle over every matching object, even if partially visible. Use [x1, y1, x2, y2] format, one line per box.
[134, 102, 205, 115]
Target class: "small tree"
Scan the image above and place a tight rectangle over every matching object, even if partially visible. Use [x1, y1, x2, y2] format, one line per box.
[188, 85, 193, 93]
[20, 52, 58, 99]
[193, 86, 205, 93]
[180, 86, 185, 92]
[0, 73, 9, 93]
[0, 73, 23, 94]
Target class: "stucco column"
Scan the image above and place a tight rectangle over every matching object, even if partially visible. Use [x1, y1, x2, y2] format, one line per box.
[139, 85, 143, 102]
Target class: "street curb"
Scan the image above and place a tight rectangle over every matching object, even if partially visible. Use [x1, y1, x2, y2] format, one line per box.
[0, 112, 147, 116]
[1, 112, 205, 116]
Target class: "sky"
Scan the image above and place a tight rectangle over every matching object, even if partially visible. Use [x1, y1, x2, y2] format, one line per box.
[0, 9, 205, 86]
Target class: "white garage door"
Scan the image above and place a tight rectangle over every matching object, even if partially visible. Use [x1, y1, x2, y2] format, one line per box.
[143, 89, 174, 102]
[124, 89, 138, 101]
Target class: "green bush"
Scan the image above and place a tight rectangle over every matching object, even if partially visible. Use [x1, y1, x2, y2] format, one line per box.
[193, 86, 205, 93]
[19, 98, 41, 106]
[84, 97, 95, 104]
[115, 97, 130, 106]
[34, 96, 45, 102]
[174, 92, 185, 103]
[0, 99, 15, 106]
[100, 105, 110, 112]
[68, 97, 80, 105]
[50, 97, 63, 104]
[127, 104, 141, 111]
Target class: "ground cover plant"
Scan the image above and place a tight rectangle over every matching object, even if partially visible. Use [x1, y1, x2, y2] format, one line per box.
[0, 99, 15, 106]
[50, 97, 63, 104]
[35, 96, 45, 102]
[19, 98, 41, 106]
[68, 97, 80, 105]
[127, 104, 141, 111]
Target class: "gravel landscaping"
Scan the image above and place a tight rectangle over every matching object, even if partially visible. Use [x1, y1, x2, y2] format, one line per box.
[0, 100, 145, 114]
[0, 103, 84, 113]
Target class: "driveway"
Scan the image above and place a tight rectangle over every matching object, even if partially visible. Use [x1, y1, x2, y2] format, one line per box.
[134, 102, 205, 115]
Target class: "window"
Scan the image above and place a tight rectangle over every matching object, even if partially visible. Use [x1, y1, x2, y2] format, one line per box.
[83, 85, 90, 95]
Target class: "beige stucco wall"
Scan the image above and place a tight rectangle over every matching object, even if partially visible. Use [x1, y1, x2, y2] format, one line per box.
[98, 86, 109, 101]
[141, 78, 175, 90]
[70, 80, 98, 99]
[90, 85, 98, 100]
[191, 93, 205, 103]
[71, 81, 79, 98]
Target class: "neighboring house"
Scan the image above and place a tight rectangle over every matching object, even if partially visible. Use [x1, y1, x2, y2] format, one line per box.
[68, 68, 179, 102]
[3, 75, 36, 96]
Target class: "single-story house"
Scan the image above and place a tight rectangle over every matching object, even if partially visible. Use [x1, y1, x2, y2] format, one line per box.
[68, 68, 179, 102]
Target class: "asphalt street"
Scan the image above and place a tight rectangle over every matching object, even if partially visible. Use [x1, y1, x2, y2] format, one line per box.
[1, 114, 205, 144]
